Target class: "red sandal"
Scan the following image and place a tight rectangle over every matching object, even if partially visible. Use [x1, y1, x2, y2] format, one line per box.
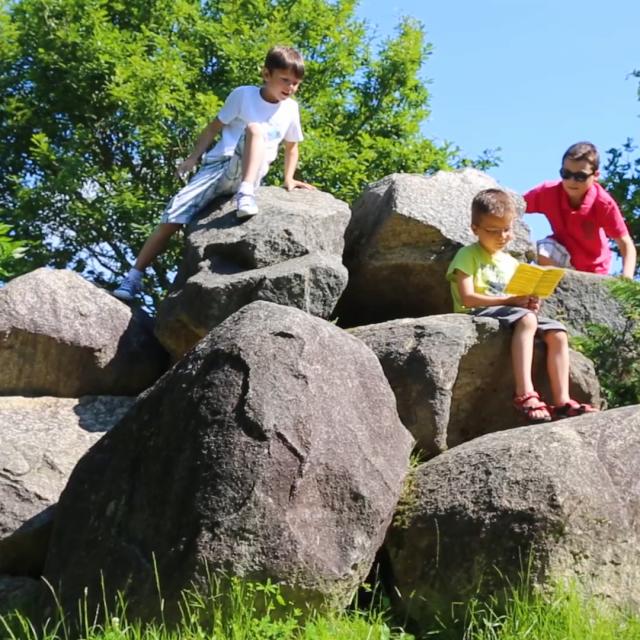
[513, 391, 552, 424]
[551, 400, 599, 420]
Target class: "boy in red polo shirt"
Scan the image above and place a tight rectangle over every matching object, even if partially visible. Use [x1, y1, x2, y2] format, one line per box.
[524, 141, 636, 278]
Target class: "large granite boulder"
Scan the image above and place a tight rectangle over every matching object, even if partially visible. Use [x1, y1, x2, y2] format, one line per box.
[543, 270, 626, 336]
[335, 170, 535, 327]
[0, 576, 43, 618]
[155, 187, 350, 359]
[352, 314, 600, 456]
[386, 406, 640, 631]
[0, 269, 169, 396]
[43, 302, 413, 623]
[0, 395, 135, 576]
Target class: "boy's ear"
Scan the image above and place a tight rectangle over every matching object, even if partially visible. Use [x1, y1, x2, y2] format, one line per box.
[261, 67, 271, 82]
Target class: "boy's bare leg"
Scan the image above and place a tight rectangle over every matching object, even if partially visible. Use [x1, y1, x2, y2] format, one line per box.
[511, 313, 548, 420]
[543, 330, 570, 406]
[133, 223, 182, 271]
[240, 122, 266, 186]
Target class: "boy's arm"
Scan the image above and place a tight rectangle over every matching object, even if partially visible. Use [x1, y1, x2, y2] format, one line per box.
[283, 141, 316, 191]
[614, 234, 637, 279]
[523, 184, 542, 214]
[455, 270, 534, 309]
[176, 118, 224, 178]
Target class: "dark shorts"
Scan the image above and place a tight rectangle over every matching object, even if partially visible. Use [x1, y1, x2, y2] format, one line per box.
[471, 306, 566, 333]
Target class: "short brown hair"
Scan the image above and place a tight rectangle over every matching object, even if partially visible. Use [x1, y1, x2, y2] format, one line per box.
[471, 188, 516, 226]
[264, 45, 305, 79]
[562, 141, 599, 171]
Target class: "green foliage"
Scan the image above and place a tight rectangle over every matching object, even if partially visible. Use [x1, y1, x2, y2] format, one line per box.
[1, 0, 489, 306]
[602, 70, 640, 276]
[4, 576, 640, 640]
[0, 577, 412, 639]
[0, 223, 28, 279]
[461, 580, 640, 640]
[571, 278, 640, 408]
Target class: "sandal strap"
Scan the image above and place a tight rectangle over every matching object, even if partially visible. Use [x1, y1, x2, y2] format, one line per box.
[552, 400, 598, 417]
[513, 390, 552, 423]
[513, 391, 541, 405]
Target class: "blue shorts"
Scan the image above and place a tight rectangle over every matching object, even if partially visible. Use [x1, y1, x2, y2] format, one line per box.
[161, 133, 266, 224]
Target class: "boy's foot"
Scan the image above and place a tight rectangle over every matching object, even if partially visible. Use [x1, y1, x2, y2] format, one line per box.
[513, 391, 552, 424]
[236, 193, 259, 219]
[551, 400, 599, 420]
[112, 275, 142, 302]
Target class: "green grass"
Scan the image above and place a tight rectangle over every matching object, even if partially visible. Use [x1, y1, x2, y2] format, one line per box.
[460, 580, 640, 640]
[2, 577, 640, 640]
[0, 576, 412, 640]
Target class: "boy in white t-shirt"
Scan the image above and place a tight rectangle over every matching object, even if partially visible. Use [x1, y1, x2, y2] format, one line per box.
[114, 45, 314, 301]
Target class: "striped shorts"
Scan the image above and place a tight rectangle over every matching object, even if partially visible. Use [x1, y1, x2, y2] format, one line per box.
[161, 134, 265, 224]
[536, 236, 572, 268]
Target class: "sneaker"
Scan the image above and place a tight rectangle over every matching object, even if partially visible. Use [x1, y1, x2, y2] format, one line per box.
[112, 275, 141, 302]
[236, 192, 259, 219]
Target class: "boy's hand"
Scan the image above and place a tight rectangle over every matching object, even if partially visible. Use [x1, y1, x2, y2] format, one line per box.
[507, 295, 532, 308]
[527, 296, 541, 312]
[284, 178, 316, 191]
[175, 157, 197, 181]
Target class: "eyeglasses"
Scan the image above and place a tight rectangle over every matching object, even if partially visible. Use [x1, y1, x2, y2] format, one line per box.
[559, 167, 594, 182]
[478, 226, 513, 237]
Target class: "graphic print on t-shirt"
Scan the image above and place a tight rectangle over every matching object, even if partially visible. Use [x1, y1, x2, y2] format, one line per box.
[479, 262, 509, 296]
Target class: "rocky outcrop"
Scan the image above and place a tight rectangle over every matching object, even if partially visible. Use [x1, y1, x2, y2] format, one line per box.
[0, 576, 43, 618]
[335, 170, 535, 326]
[0, 395, 135, 576]
[352, 314, 600, 456]
[0, 269, 169, 396]
[155, 187, 350, 359]
[1, 171, 631, 626]
[0, 507, 55, 577]
[386, 405, 640, 631]
[44, 302, 413, 623]
[543, 270, 626, 336]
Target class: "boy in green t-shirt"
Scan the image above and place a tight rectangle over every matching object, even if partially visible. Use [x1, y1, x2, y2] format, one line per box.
[446, 188, 598, 422]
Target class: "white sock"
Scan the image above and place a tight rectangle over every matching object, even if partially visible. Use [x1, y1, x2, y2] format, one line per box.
[238, 181, 254, 196]
[127, 268, 144, 282]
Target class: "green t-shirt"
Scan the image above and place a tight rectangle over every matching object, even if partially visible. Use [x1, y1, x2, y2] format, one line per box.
[446, 243, 519, 313]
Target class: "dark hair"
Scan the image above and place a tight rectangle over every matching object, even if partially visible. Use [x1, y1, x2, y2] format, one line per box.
[562, 141, 599, 171]
[264, 45, 305, 79]
[471, 189, 516, 226]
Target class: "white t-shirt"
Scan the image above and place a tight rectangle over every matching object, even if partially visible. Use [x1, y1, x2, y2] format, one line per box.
[205, 85, 303, 164]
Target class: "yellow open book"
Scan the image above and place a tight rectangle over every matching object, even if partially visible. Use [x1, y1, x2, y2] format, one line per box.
[503, 263, 565, 298]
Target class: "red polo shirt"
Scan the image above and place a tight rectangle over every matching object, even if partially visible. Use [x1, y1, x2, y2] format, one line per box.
[524, 181, 629, 274]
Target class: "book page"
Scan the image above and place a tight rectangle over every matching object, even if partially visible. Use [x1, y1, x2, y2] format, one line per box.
[534, 268, 565, 297]
[504, 263, 564, 297]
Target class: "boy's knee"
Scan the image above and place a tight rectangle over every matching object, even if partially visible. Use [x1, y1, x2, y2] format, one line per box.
[544, 329, 567, 345]
[517, 311, 538, 331]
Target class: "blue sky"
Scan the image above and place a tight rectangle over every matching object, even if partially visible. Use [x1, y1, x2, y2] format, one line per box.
[356, 0, 640, 246]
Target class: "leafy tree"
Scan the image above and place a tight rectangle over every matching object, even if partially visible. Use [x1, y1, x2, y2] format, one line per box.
[1, 0, 488, 306]
[0, 224, 28, 280]
[602, 71, 640, 277]
[572, 278, 640, 408]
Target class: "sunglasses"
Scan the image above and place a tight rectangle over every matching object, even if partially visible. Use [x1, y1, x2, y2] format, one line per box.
[559, 167, 594, 182]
